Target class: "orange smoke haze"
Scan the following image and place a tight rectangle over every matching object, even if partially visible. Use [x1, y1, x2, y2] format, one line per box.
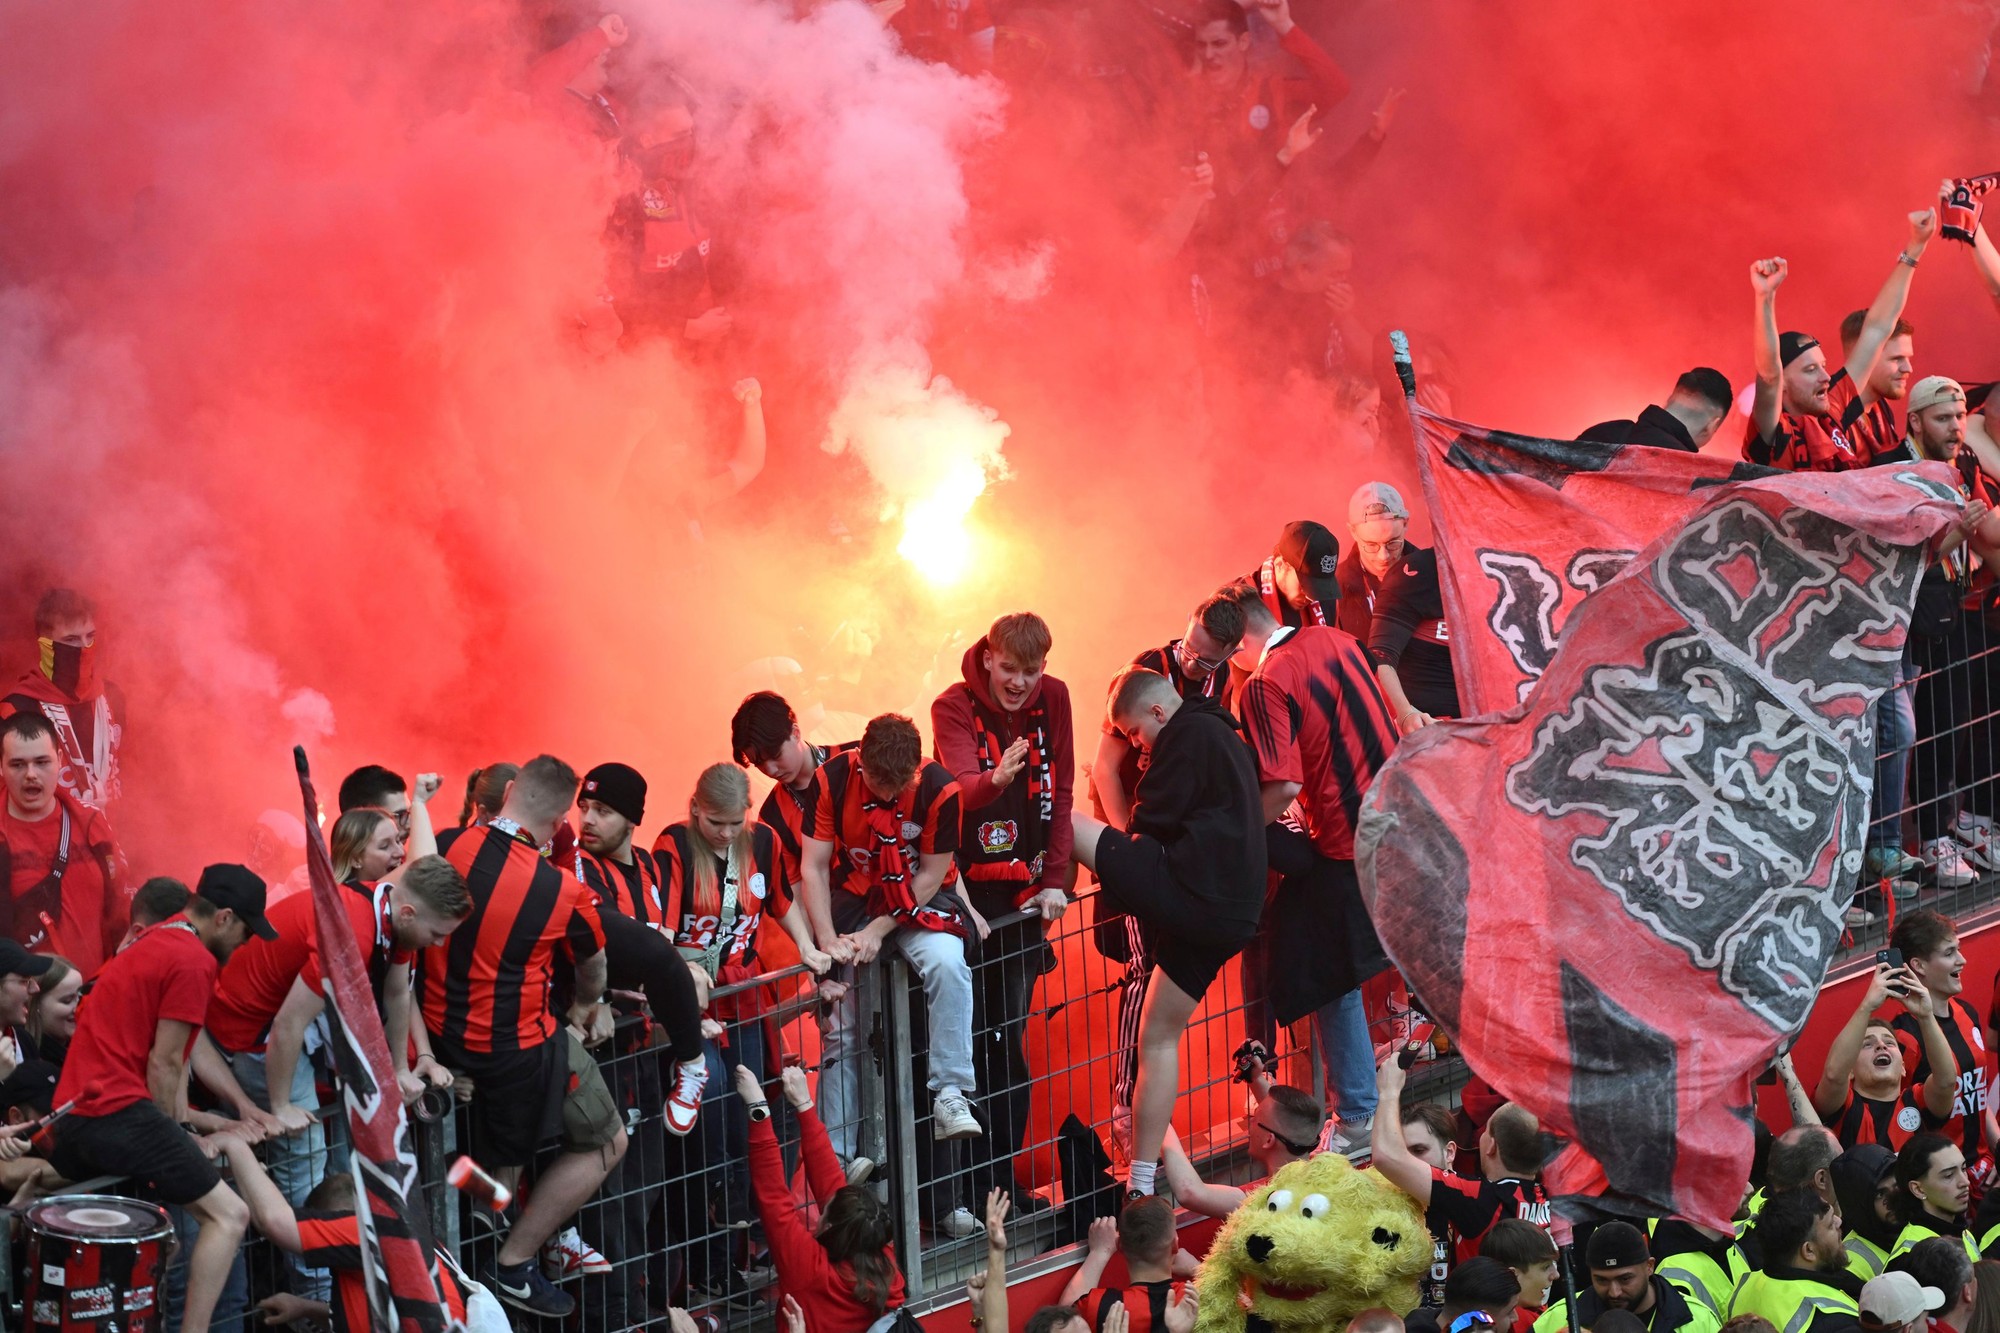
[0, 0, 1995, 868]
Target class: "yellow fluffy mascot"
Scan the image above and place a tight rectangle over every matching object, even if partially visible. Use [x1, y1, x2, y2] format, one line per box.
[1193, 1152, 1429, 1333]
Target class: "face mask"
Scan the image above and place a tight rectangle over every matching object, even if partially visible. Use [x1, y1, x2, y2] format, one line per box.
[38, 638, 97, 697]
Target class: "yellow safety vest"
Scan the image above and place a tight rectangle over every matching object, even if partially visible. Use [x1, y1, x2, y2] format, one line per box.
[1727, 1271, 1861, 1333]
[1890, 1220, 1981, 1263]
[1659, 1244, 1752, 1319]
[1844, 1234, 1890, 1282]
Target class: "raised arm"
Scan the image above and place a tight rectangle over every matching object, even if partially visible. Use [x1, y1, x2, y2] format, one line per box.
[1972, 222, 2000, 316]
[1896, 979, 1962, 1121]
[1369, 1053, 1433, 1206]
[406, 773, 440, 859]
[1749, 258, 1788, 451]
[1772, 1051, 1822, 1128]
[1844, 210, 1937, 393]
[1245, 0, 1350, 108]
[1060, 1215, 1120, 1305]
[1813, 965, 1894, 1118]
[690, 380, 768, 511]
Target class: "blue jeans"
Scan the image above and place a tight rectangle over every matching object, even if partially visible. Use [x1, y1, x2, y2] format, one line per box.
[1870, 656, 1916, 851]
[1313, 989, 1378, 1126]
[219, 1045, 331, 1302]
[162, 1203, 249, 1333]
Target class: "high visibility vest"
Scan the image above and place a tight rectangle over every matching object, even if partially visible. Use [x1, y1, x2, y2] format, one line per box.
[1844, 1234, 1890, 1282]
[1659, 1245, 1752, 1318]
[1727, 1271, 1860, 1333]
[1890, 1220, 1981, 1263]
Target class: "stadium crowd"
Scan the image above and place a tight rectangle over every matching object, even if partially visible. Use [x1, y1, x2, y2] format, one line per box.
[8, 1, 2000, 1332]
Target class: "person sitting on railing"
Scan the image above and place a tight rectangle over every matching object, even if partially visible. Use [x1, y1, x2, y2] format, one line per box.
[802, 714, 985, 1167]
[735, 1062, 909, 1333]
[1159, 1083, 1324, 1219]
[931, 610, 1075, 1227]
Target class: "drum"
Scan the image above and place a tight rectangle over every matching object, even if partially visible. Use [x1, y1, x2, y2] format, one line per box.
[22, 1195, 174, 1333]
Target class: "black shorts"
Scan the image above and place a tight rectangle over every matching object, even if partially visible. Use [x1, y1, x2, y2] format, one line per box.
[431, 1033, 609, 1169]
[51, 1102, 222, 1206]
[1095, 828, 1255, 999]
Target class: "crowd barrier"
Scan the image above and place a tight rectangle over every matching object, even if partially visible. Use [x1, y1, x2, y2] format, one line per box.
[13, 633, 2000, 1333]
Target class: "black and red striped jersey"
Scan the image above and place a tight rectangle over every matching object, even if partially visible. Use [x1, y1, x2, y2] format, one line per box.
[759, 741, 858, 884]
[1427, 1168, 1551, 1264]
[1895, 995, 1992, 1158]
[1238, 624, 1399, 861]
[810, 751, 962, 899]
[1077, 1280, 1187, 1332]
[421, 824, 605, 1053]
[1834, 1085, 1946, 1152]
[573, 846, 665, 928]
[651, 821, 792, 974]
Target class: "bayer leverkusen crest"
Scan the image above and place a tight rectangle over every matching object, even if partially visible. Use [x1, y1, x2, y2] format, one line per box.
[978, 820, 1018, 854]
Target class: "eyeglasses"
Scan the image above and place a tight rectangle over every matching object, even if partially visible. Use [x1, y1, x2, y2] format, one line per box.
[1176, 639, 1234, 675]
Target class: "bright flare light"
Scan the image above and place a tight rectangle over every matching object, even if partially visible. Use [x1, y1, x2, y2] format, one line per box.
[898, 467, 986, 586]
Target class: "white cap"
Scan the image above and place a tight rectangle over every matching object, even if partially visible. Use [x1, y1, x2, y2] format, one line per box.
[1859, 1272, 1946, 1329]
[1349, 482, 1410, 541]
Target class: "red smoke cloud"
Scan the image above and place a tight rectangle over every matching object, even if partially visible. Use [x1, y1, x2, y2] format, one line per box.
[0, 0, 1994, 871]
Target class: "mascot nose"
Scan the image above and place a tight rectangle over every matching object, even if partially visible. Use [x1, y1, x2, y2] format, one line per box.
[1247, 1234, 1275, 1264]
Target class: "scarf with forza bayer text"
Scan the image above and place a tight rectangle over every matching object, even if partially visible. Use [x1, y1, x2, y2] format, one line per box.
[1357, 416, 1963, 1230]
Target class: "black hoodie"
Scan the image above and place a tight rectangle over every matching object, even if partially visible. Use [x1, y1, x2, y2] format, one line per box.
[1128, 695, 1267, 930]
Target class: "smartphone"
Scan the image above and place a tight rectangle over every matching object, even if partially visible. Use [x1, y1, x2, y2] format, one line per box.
[1878, 948, 1909, 994]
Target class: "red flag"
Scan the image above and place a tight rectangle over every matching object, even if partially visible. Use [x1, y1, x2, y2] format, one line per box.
[1356, 441, 1961, 1227]
[295, 747, 458, 1332]
[1406, 409, 1773, 718]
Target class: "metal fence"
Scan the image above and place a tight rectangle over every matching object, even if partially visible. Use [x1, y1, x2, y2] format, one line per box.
[17, 636, 2000, 1333]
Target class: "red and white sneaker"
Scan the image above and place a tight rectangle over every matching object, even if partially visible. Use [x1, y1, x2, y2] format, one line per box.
[667, 1057, 709, 1137]
[543, 1226, 612, 1278]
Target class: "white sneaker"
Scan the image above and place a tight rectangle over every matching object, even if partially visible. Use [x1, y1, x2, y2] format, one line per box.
[1925, 837, 1978, 889]
[666, 1057, 709, 1137]
[1952, 814, 1996, 870]
[935, 1207, 984, 1239]
[842, 1156, 875, 1187]
[543, 1226, 612, 1278]
[1328, 1116, 1373, 1159]
[932, 1088, 983, 1140]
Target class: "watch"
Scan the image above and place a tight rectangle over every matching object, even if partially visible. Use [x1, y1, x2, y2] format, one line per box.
[747, 1103, 772, 1123]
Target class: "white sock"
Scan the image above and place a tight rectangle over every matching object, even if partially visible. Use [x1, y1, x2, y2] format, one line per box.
[1129, 1159, 1157, 1195]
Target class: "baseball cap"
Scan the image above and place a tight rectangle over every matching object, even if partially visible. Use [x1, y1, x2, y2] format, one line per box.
[196, 863, 278, 941]
[0, 939, 54, 981]
[1779, 331, 1822, 368]
[0, 1060, 57, 1117]
[1349, 482, 1410, 542]
[580, 762, 647, 827]
[1584, 1221, 1650, 1270]
[1908, 376, 1965, 415]
[1860, 1272, 1946, 1330]
[1276, 520, 1342, 607]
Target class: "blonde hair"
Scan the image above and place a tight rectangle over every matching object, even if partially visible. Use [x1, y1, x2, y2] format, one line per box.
[689, 763, 753, 916]
[330, 807, 395, 883]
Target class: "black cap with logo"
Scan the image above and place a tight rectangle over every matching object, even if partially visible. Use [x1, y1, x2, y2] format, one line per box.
[196, 864, 279, 941]
[1276, 520, 1343, 607]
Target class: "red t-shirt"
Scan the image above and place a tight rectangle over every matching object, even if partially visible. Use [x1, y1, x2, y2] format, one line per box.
[1238, 625, 1399, 860]
[1, 797, 120, 976]
[206, 885, 405, 1054]
[56, 915, 217, 1117]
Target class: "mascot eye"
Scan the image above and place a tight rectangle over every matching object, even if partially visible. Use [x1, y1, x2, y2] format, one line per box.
[1266, 1190, 1294, 1212]
[1372, 1226, 1401, 1249]
[1300, 1193, 1329, 1219]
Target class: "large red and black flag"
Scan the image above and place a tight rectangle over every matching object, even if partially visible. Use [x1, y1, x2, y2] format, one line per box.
[295, 747, 460, 1331]
[1405, 410, 1773, 718]
[1356, 408, 1962, 1228]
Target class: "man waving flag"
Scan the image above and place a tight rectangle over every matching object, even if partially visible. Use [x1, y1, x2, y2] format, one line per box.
[1357, 399, 1968, 1228]
[295, 747, 459, 1332]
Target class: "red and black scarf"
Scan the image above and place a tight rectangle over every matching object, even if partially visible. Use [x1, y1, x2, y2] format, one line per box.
[963, 699, 1052, 895]
[861, 792, 965, 936]
[1260, 556, 1325, 626]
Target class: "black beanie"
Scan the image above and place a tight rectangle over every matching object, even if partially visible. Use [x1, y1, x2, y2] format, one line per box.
[580, 762, 646, 826]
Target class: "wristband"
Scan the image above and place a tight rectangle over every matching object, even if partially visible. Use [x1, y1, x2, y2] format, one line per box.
[1899, 252, 1920, 268]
